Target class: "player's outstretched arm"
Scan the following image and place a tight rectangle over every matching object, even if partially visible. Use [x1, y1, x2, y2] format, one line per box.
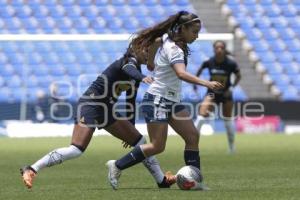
[172, 63, 223, 90]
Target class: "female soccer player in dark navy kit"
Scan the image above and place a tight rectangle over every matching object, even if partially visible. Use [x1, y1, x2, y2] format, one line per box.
[20, 36, 176, 189]
[106, 11, 223, 190]
[194, 40, 241, 154]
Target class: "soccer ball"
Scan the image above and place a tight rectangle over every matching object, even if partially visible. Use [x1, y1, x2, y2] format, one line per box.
[176, 166, 203, 190]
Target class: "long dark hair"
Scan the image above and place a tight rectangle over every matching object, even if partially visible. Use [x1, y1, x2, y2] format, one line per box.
[124, 11, 201, 64]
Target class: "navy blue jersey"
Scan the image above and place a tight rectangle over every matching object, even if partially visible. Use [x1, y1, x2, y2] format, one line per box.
[84, 56, 145, 125]
[201, 56, 239, 93]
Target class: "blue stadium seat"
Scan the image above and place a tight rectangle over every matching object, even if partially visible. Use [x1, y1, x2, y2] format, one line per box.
[255, 18, 271, 29]
[0, 87, 11, 102]
[4, 18, 22, 31]
[8, 53, 24, 65]
[49, 5, 65, 19]
[127, 0, 142, 6]
[267, 39, 285, 52]
[111, 0, 126, 6]
[15, 6, 32, 18]
[0, 53, 8, 65]
[262, 28, 279, 41]
[27, 53, 42, 65]
[144, 0, 158, 6]
[160, 0, 174, 6]
[43, 53, 59, 65]
[263, 5, 281, 17]
[61, 0, 76, 7]
[77, 0, 92, 7]
[95, 0, 109, 6]
[43, 0, 57, 7]
[6, 75, 22, 88]
[65, 5, 82, 19]
[0, 6, 15, 18]
[72, 17, 90, 33]
[82, 6, 99, 20]
[281, 5, 297, 17]
[271, 74, 290, 86]
[233, 85, 248, 101]
[286, 39, 300, 52]
[276, 0, 289, 5]
[276, 52, 293, 64]
[281, 86, 299, 101]
[31, 65, 49, 76]
[49, 66, 66, 76]
[39, 18, 56, 33]
[264, 63, 283, 75]
[283, 63, 300, 75]
[55, 18, 73, 33]
[251, 40, 269, 52]
[175, 0, 190, 6]
[90, 18, 106, 33]
[33, 5, 49, 19]
[26, 75, 39, 88]
[0, 76, 4, 87]
[258, 52, 276, 64]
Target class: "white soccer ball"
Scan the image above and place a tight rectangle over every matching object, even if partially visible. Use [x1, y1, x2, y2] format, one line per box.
[176, 165, 203, 190]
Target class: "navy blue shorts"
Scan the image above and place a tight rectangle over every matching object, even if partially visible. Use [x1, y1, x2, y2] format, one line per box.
[75, 88, 120, 129]
[141, 92, 186, 123]
[207, 90, 233, 104]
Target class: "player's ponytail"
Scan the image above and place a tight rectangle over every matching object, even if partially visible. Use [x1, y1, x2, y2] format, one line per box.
[124, 11, 200, 65]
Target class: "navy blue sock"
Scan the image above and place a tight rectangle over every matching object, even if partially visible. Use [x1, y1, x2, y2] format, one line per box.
[115, 146, 146, 170]
[184, 150, 200, 170]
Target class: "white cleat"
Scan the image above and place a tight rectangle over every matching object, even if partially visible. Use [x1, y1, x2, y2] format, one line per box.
[106, 160, 121, 190]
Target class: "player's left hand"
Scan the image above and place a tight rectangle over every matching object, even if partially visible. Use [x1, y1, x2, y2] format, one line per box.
[142, 76, 154, 84]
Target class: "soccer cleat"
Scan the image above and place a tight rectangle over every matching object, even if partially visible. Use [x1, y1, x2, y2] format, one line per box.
[157, 171, 177, 188]
[194, 182, 211, 191]
[20, 166, 37, 189]
[106, 160, 121, 190]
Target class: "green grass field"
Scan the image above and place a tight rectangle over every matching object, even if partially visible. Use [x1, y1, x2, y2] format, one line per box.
[0, 134, 300, 200]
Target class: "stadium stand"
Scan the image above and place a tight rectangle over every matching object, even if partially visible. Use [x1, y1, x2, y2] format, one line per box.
[221, 0, 300, 100]
[0, 0, 247, 108]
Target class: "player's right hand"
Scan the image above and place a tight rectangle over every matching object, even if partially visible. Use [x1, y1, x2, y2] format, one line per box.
[207, 81, 223, 90]
[142, 76, 154, 84]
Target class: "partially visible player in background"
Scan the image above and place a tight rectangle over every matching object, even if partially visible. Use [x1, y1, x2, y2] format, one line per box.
[20, 35, 176, 189]
[106, 11, 223, 190]
[193, 40, 241, 154]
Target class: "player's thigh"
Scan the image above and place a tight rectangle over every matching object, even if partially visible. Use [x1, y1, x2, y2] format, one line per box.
[199, 95, 215, 117]
[169, 110, 199, 145]
[147, 122, 168, 149]
[105, 120, 141, 145]
[222, 101, 234, 118]
[71, 123, 95, 149]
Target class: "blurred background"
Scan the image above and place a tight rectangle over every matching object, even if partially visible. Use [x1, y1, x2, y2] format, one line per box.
[0, 0, 299, 137]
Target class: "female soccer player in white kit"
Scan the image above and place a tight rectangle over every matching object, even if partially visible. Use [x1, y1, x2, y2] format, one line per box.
[106, 11, 223, 190]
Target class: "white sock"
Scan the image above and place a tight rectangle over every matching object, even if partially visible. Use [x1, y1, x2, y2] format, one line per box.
[31, 145, 83, 172]
[224, 119, 235, 152]
[137, 136, 164, 184]
[194, 115, 206, 132]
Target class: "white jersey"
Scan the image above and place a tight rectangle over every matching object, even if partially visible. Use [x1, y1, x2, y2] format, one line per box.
[147, 34, 185, 102]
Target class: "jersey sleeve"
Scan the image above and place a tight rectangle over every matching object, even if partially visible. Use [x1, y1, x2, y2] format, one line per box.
[166, 45, 185, 65]
[232, 61, 240, 74]
[121, 62, 145, 82]
[201, 60, 210, 69]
